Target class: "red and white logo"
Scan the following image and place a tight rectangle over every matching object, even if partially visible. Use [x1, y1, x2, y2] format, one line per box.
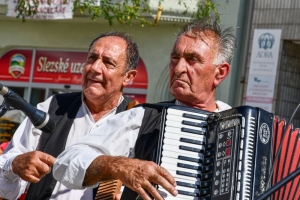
[9, 54, 25, 78]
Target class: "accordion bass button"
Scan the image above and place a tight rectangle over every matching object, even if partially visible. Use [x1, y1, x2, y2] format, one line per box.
[237, 181, 241, 192]
[236, 192, 240, 200]
[205, 143, 215, 150]
[213, 189, 219, 195]
[239, 150, 243, 160]
[240, 140, 244, 149]
[238, 161, 242, 171]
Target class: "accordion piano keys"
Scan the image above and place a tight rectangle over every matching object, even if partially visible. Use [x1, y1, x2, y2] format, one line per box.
[156, 106, 210, 200]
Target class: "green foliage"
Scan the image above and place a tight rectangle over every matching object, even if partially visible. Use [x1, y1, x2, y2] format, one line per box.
[15, 0, 39, 22]
[14, 0, 220, 26]
[194, 0, 220, 21]
[79, 0, 152, 26]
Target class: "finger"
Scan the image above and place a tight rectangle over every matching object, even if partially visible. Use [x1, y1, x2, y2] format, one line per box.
[114, 193, 121, 200]
[151, 166, 177, 197]
[26, 165, 50, 182]
[34, 152, 55, 175]
[39, 153, 56, 166]
[143, 181, 164, 200]
[35, 162, 52, 176]
[135, 187, 152, 200]
[26, 174, 41, 183]
[32, 155, 53, 175]
[158, 166, 177, 186]
[20, 169, 41, 183]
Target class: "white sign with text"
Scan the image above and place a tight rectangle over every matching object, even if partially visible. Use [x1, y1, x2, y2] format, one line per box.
[7, 0, 73, 19]
[245, 29, 282, 112]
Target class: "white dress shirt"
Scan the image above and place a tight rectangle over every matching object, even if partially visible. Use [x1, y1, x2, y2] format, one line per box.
[53, 100, 231, 190]
[0, 94, 125, 200]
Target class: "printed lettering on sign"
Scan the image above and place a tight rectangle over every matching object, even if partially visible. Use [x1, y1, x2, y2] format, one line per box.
[33, 50, 86, 84]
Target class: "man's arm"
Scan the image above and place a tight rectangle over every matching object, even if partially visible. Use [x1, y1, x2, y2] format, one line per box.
[53, 107, 177, 199]
[0, 118, 36, 199]
[84, 155, 178, 200]
[53, 107, 146, 189]
[0, 96, 54, 199]
[0, 119, 51, 199]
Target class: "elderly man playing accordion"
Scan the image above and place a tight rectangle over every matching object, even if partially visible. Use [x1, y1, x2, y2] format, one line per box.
[53, 16, 237, 200]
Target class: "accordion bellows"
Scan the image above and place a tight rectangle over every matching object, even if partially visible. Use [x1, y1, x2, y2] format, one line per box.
[272, 117, 299, 200]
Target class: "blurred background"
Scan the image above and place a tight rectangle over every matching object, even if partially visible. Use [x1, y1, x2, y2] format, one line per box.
[0, 0, 300, 144]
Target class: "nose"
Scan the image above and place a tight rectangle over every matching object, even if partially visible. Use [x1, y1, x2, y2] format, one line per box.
[173, 57, 187, 75]
[90, 59, 103, 73]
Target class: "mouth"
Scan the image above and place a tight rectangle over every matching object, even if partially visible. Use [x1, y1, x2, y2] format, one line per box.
[86, 77, 104, 87]
[87, 75, 103, 83]
[172, 79, 187, 85]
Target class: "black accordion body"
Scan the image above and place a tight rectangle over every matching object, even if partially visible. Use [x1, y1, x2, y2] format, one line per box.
[155, 105, 299, 200]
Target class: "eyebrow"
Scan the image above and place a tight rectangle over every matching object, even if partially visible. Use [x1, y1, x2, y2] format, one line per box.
[88, 52, 115, 61]
[171, 50, 199, 58]
[87, 51, 98, 57]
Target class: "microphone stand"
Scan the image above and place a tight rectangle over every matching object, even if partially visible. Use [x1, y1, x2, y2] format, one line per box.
[256, 167, 300, 200]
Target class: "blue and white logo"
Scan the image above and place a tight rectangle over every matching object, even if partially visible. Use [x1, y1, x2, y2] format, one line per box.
[259, 123, 270, 144]
[254, 77, 261, 83]
[258, 33, 275, 50]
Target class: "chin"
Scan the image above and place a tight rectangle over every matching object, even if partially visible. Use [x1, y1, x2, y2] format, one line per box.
[85, 88, 104, 97]
[171, 87, 185, 96]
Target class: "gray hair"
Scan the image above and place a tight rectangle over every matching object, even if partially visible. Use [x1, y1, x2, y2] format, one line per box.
[89, 31, 139, 72]
[176, 16, 237, 65]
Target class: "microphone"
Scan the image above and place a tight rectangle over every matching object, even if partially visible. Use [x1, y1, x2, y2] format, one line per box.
[0, 83, 55, 133]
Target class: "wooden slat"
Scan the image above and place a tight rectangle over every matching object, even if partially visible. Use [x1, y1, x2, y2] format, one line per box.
[94, 179, 122, 200]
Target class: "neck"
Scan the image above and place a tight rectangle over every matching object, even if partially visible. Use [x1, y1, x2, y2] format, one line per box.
[85, 93, 122, 121]
[186, 101, 217, 112]
[176, 94, 217, 112]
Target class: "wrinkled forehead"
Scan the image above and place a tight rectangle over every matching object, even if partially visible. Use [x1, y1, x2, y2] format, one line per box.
[173, 30, 218, 54]
[185, 30, 217, 47]
[91, 36, 127, 50]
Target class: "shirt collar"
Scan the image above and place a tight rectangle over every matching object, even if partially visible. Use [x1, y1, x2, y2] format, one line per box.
[81, 93, 124, 123]
[81, 93, 124, 108]
[175, 99, 220, 112]
[175, 100, 187, 106]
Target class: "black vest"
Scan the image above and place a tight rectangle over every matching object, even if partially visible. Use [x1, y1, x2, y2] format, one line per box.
[121, 101, 175, 200]
[26, 92, 133, 200]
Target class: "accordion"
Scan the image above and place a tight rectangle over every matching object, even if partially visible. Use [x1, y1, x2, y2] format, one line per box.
[155, 105, 300, 200]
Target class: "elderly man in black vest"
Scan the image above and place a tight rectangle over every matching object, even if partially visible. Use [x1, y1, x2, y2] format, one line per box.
[0, 31, 138, 200]
[53, 16, 237, 200]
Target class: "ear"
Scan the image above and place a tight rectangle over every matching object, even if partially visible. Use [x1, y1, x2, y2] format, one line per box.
[123, 70, 137, 87]
[213, 62, 230, 87]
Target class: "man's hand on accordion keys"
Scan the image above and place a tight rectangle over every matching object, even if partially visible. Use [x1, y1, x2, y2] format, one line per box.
[84, 155, 178, 200]
[114, 157, 178, 200]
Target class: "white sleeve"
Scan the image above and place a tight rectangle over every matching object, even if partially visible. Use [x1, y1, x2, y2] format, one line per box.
[53, 106, 145, 189]
[0, 95, 53, 199]
[0, 117, 39, 199]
